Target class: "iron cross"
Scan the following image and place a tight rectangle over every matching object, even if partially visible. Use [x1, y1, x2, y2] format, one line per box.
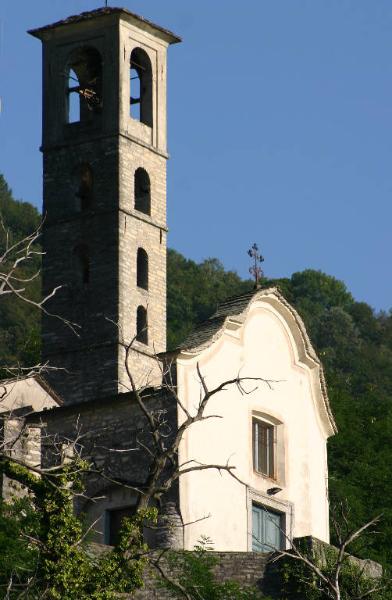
[248, 243, 264, 288]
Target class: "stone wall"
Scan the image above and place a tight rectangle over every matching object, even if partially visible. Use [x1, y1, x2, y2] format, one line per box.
[123, 551, 271, 599]
[126, 545, 382, 599]
[33, 389, 182, 547]
[85, 540, 382, 599]
[1, 414, 42, 502]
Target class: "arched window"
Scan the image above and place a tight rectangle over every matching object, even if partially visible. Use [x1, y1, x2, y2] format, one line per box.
[134, 168, 151, 215]
[137, 248, 148, 290]
[130, 48, 153, 127]
[136, 305, 148, 345]
[74, 163, 93, 211]
[66, 47, 103, 124]
[73, 244, 90, 285]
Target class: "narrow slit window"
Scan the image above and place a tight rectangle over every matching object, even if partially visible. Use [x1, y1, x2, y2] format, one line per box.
[134, 168, 151, 215]
[75, 163, 93, 211]
[136, 305, 148, 345]
[137, 248, 148, 290]
[253, 419, 274, 478]
[73, 244, 90, 285]
[130, 48, 153, 127]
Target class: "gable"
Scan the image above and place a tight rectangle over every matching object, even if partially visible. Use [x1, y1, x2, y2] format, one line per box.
[0, 376, 61, 415]
[177, 288, 336, 439]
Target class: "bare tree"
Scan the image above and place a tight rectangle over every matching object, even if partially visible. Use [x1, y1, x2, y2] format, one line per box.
[116, 336, 278, 512]
[0, 218, 78, 337]
[0, 217, 80, 485]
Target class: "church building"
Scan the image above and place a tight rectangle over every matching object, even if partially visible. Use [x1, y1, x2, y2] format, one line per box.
[1, 7, 337, 554]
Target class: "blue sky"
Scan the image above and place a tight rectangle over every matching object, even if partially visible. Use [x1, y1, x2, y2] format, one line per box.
[1, 1, 391, 311]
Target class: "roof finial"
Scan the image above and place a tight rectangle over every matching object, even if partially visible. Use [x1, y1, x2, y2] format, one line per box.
[247, 243, 264, 289]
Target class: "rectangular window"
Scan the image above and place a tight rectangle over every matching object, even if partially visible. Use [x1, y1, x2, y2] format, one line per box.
[253, 418, 274, 478]
[105, 505, 136, 546]
[252, 503, 283, 552]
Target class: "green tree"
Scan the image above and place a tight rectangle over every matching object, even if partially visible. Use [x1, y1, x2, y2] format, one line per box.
[0, 456, 152, 599]
[0, 174, 42, 371]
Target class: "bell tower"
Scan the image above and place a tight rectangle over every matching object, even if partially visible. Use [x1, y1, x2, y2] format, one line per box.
[29, 9, 180, 404]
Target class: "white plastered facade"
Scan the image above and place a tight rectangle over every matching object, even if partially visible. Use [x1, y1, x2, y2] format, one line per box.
[176, 288, 337, 551]
[0, 376, 61, 414]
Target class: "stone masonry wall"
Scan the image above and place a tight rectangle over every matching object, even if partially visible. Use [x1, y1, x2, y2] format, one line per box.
[129, 546, 382, 600]
[130, 551, 271, 599]
[37, 390, 182, 547]
[42, 137, 121, 405]
[118, 135, 167, 390]
[85, 545, 380, 599]
[1, 416, 41, 502]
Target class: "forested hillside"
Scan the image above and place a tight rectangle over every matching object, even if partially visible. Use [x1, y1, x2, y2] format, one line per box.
[0, 175, 41, 370]
[1, 173, 391, 569]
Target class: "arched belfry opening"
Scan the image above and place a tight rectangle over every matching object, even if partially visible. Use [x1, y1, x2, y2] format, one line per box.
[134, 168, 151, 215]
[136, 305, 148, 345]
[66, 47, 103, 124]
[130, 48, 153, 127]
[137, 248, 149, 290]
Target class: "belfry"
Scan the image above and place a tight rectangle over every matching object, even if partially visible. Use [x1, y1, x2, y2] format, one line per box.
[29, 8, 180, 404]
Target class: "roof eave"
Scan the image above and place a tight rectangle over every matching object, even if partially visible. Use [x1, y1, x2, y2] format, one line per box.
[27, 8, 181, 45]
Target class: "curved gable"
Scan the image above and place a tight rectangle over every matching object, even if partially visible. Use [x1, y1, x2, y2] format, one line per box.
[178, 287, 337, 438]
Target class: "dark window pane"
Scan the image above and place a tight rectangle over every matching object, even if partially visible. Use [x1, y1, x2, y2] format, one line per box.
[253, 419, 274, 478]
[107, 505, 136, 546]
[137, 248, 148, 290]
[137, 305, 148, 344]
[134, 168, 151, 215]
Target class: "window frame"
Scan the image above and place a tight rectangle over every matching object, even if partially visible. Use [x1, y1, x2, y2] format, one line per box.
[247, 488, 294, 552]
[252, 417, 276, 479]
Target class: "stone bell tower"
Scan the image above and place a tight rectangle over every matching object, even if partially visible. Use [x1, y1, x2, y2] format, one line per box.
[29, 8, 180, 405]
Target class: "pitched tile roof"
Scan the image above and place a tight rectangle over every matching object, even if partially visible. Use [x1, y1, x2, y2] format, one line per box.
[178, 288, 263, 352]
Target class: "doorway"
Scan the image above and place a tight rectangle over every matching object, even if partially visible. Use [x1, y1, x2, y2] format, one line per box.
[252, 503, 283, 552]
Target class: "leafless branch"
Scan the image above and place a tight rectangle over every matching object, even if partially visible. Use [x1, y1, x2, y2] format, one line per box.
[0, 218, 79, 334]
[271, 505, 385, 600]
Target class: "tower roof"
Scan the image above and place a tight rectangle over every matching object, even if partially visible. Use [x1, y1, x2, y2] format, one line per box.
[28, 7, 181, 45]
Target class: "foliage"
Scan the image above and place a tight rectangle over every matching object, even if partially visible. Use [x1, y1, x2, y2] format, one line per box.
[0, 174, 42, 371]
[159, 536, 264, 599]
[278, 541, 392, 599]
[0, 456, 154, 599]
[0, 496, 40, 589]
